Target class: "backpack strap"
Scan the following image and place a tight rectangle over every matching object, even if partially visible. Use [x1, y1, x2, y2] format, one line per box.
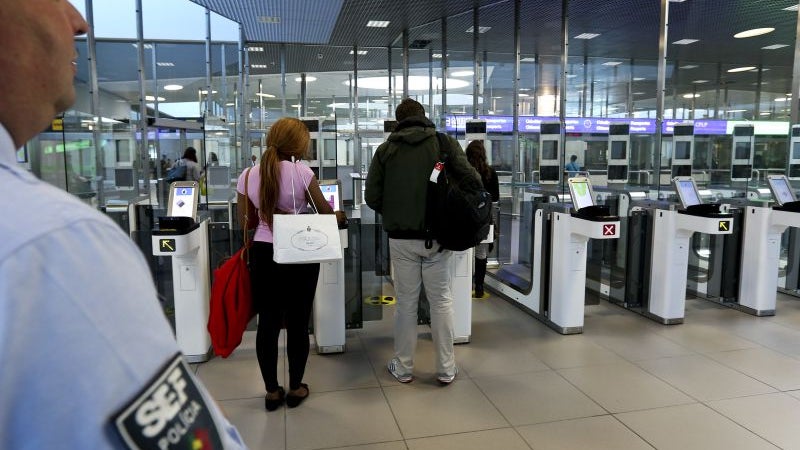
[424, 132, 451, 251]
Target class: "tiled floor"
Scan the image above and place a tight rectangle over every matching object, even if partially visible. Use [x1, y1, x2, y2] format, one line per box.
[196, 290, 800, 450]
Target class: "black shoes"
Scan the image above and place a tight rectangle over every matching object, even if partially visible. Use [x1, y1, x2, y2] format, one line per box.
[265, 387, 285, 411]
[286, 383, 310, 408]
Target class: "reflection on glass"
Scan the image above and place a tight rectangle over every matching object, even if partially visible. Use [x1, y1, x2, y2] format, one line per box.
[674, 141, 691, 159]
[610, 141, 626, 159]
[541, 140, 558, 160]
[734, 142, 751, 160]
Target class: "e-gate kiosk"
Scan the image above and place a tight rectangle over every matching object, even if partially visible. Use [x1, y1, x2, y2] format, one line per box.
[152, 181, 212, 362]
[539, 121, 562, 185]
[644, 177, 734, 323]
[607, 124, 630, 184]
[734, 175, 800, 316]
[487, 177, 620, 334]
[671, 124, 694, 179]
[312, 180, 350, 353]
[731, 125, 755, 182]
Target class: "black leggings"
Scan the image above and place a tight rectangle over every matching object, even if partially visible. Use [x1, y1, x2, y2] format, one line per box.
[249, 241, 319, 392]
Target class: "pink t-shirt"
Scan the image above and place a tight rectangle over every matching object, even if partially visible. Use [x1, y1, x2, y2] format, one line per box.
[236, 161, 315, 243]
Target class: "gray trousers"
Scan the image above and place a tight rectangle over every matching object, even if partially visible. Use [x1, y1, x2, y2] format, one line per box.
[389, 238, 456, 377]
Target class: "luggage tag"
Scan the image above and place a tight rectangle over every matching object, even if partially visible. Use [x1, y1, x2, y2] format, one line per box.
[430, 161, 444, 182]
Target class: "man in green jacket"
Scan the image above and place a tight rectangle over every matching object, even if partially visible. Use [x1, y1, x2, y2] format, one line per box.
[365, 98, 480, 385]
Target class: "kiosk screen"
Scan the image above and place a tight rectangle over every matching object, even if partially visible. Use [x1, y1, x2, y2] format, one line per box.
[540, 166, 560, 181]
[168, 183, 199, 219]
[568, 178, 594, 210]
[608, 165, 628, 180]
[793, 142, 800, 159]
[308, 139, 318, 160]
[735, 142, 751, 160]
[767, 175, 797, 205]
[541, 140, 558, 160]
[610, 141, 627, 159]
[319, 181, 342, 211]
[115, 168, 135, 190]
[674, 141, 691, 159]
[674, 178, 701, 208]
[731, 165, 752, 179]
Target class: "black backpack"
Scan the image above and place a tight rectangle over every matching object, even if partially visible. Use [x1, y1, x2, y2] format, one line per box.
[425, 133, 492, 251]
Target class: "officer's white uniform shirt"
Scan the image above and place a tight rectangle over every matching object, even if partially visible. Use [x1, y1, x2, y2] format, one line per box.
[0, 123, 246, 449]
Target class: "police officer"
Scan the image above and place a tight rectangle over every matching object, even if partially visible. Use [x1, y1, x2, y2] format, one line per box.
[0, 1, 246, 448]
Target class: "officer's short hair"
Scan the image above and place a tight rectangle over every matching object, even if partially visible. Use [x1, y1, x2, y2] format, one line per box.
[395, 98, 426, 122]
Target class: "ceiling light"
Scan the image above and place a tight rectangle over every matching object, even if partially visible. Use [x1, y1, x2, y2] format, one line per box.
[343, 75, 469, 91]
[727, 109, 747, 113]
[247, 46, 264, 52]
[679, 64, 699, 69]
[251, 64, 268, 69]
[257, 16, 280, 24]
[692, 80, 709, 84]
[200, 90, 218, 95]
[775, 97, 789, 102]
[633, 92, 646, 95]
[156, 62, 174, 67]
[669, 0, 687, 2]
[762, 44, 789, 50]
[682, 93, 700, 98]
[432, 53, 443, 59]
[131, 43, 153, 49]
[256, 93, 275, 99]
[295, 76, 317, 82]
[290, 104, 301, 108]
[145, 95, 166, 102]
[602, 61, 623, 66]
[492, 96, 503, 99]
[226, 102, 235, 106]
[673, 39, 699, 45]
[520, 57, 536, 62]
[349, 50, 368, 55]
[466, 26, 491, 33]
[734, 28, 775, 39]
[451, 70, 474, 77]
[784, 4, 799, 11]
[633, 77, 646, 81]
[760, 112, 772, 115]
[519, 88, 531, 91]
[163, 84, 183, 91]
[367, 20, 390, 27]
[574, 33, 600, 39]
[728, 66, 756, 73]
[518, 93, 530, 97]
[566, 74, 578, 78]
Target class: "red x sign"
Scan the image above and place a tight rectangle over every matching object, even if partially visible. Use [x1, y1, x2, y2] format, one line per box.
[603, 224, 616, 236]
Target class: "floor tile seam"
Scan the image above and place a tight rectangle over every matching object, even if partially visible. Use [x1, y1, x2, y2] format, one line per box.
[701, 351, 800, 392]
[608, 399, 702, 416]
[579, 331, 699, 365]
[403, 426, 534, 450]
[547, 369, 613, 415]
[301, 439, 409, 450]
[648, 325, 763, 353]
[688, 401, 785, 449]
[627, 357, 746, 404]
[513, 412, 659, 450]
[469, 371, 556, 433]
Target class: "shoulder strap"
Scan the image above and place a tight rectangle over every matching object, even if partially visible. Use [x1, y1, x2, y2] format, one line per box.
[435, 132, 450, 163]
[242, 167, 253, 256]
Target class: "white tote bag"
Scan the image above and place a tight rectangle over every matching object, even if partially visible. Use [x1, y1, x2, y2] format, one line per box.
[272, 161, 342, 264]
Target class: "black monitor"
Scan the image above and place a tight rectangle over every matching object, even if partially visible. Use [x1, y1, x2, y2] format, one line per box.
[734, 142, 751, 160]
[674, 141, 691, 160]
[541, 140, 558, 160]
[114, 167, 135, 191]
[608, 165, 628, 181]
[540, 166, 560, 181]
[610, 141, 627, 160]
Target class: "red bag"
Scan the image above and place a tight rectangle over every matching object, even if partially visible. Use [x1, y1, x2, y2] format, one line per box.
[207, 247, 254, 357]
[207, 167, 257, 357]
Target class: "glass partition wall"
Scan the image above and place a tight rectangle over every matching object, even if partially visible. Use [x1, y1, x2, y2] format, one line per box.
[20, 0, 800, 301]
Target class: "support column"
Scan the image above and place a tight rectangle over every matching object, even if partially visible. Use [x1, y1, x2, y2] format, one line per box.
[655, 0, 670, 187]
[135, 0, 149, 196]
[86, 0, 105, 207]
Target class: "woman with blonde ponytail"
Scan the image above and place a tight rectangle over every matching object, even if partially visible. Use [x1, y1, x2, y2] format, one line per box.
[236, 117, 343, 411]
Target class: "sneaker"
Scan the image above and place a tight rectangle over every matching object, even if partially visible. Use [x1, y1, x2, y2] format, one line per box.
[437, 366, 458, 385]
[387, 358, 414, 383]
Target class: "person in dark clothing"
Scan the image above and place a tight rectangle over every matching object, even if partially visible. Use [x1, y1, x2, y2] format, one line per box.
[465, 140, 500, 298]
[365, 98, 481, 385]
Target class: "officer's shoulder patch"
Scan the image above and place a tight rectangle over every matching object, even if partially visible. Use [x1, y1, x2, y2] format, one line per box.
[112, 354, 223, 449]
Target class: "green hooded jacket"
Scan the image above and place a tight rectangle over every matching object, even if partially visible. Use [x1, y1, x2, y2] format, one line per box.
[365, 116, 481, 238]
